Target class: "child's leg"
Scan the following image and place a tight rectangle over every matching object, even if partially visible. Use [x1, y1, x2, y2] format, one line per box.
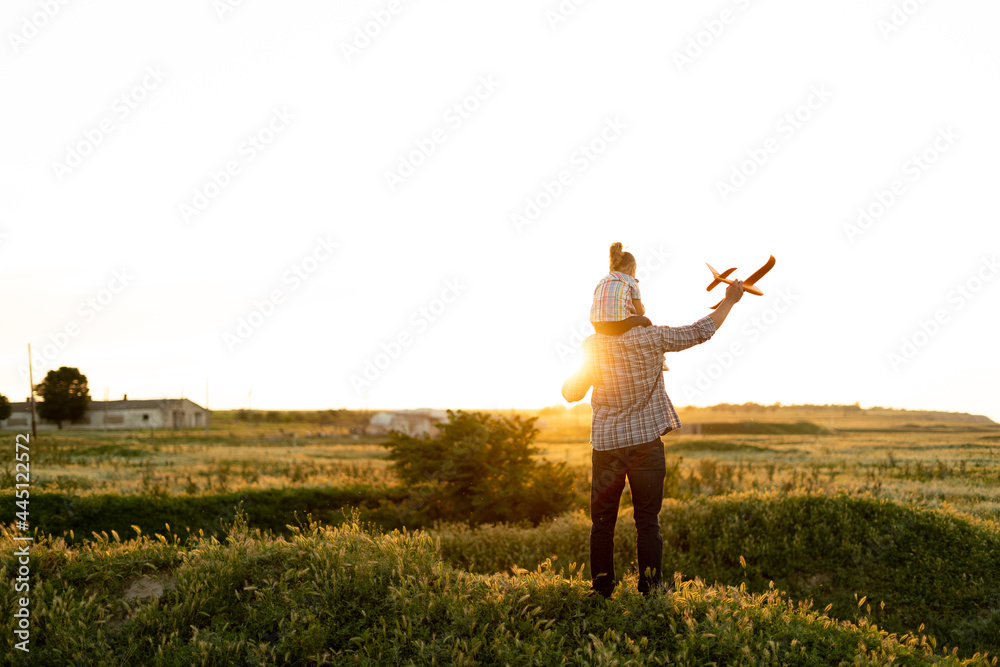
[593, 316, 652, 336]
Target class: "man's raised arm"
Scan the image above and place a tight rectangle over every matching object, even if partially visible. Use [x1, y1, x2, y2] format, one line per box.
[654, 280, 745, 352]
[709, 279, 745, 330]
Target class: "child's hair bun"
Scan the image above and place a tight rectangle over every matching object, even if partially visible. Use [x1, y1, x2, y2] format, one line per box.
[609, 242, 635, 272]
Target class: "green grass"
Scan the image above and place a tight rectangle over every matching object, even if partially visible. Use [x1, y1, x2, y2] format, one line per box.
[432, 492, 1000, 658]
[5, 413, 1000, 662]
[1, 512, 995, 666]
[8, 489, 997, 658]
[698, 422, 834, 436]
[663, 440, 788, 454]
[71, 443, 151, 458]
[0, 485, 412, 545]
[9, 422, 1000, 520]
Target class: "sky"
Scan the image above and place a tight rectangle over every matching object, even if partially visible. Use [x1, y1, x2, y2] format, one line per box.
[1, 0, 998, 422]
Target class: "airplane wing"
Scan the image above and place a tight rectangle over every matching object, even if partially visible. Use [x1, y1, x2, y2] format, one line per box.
[707, 267, 737, 291]
[743, 255, 775, 287]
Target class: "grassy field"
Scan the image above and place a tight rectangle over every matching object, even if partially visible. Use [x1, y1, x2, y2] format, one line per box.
[13, 408, 998, 520]
[2, 404, 999, 664]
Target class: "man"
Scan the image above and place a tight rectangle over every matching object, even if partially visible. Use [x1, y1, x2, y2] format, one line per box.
[562, 279, 745, 598]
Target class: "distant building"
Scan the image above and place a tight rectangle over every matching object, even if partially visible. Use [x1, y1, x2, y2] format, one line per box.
[367, 409, 449, 438]
[0, 398, 210, 431]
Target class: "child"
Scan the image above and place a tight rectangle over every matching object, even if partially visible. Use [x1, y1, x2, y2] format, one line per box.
[590, 242, 669, 371]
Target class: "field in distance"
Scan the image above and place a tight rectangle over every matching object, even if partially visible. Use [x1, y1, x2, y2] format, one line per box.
[3, 403, 1000, 663]
[8, 403, 1000, 521]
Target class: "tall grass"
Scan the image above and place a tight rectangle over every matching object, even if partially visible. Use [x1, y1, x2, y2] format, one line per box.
[1, 511, 994, 666]
[432, 491, 1000, 657]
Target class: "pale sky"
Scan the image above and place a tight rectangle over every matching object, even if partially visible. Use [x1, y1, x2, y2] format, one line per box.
[1, 0, 998, 422]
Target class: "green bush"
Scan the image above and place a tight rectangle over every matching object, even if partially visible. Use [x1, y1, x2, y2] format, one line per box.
[382, 410, 577, 527]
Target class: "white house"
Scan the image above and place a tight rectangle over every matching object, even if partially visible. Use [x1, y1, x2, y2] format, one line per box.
[0, 397, 210, 431]
[367, 409, 449, 438]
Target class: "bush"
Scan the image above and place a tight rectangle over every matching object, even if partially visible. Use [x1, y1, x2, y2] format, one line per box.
[382, 410, 577, 527]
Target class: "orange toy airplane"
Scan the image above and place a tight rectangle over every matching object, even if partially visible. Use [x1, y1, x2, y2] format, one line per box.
[706, 255, 775, 309]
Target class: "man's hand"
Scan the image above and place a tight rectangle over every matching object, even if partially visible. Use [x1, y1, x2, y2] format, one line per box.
[725, 279, 745, 303]
[709, 279, 744, 330]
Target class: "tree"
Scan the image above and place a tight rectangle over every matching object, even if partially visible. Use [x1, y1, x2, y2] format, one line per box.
[383, 410, 576, 526]
[36, 367, 91, 429]
[0, 394, 10, 422]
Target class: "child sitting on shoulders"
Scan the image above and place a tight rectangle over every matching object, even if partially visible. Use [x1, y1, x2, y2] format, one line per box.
[590, 242, 669, 371]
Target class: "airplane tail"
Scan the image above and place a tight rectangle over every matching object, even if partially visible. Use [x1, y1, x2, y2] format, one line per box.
[706, 265, 737, 291]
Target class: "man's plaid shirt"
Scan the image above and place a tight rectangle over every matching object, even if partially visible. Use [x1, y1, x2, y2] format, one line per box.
[562, 315, 717, 450]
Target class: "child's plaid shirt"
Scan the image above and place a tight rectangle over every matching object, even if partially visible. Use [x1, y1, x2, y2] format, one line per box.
[590, 272, 641, 323]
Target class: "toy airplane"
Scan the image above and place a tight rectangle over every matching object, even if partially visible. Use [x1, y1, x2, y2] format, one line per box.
[706, 255, 775, 309]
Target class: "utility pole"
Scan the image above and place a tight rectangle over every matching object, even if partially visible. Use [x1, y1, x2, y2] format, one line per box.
[27, 344, 37, 440]
[205, 377, 210, 437]
[103, 387, 109, 433]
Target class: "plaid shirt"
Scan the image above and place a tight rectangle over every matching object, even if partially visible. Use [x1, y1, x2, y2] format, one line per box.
[562, 315, 717, 450]
[590, 272, 641, 323]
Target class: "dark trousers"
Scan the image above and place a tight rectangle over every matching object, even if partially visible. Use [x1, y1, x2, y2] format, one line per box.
[590, 438, 666, 597]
